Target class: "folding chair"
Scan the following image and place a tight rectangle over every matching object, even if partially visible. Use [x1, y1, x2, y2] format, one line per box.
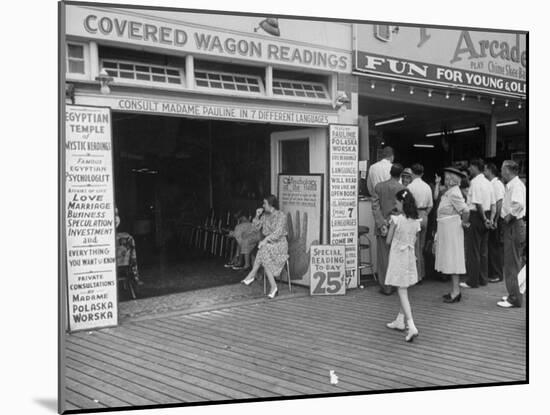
[262, 260, 292, 294]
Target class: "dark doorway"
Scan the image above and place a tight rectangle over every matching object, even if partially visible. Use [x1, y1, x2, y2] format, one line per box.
[112, 112, 299, 300]
[281, 139, 310, 175]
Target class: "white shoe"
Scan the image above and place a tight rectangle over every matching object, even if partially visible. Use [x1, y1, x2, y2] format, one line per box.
[386, 313, 406, 331]
[241, 277, 255, 286]
[501, 295, 509, 301]
[459, 282, 473, 289]
[405, 320, 419, 342]
[497, 300, 517, 308]
[267, 287, 278, 299]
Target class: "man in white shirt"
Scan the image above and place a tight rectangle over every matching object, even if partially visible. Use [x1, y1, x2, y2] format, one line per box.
[407, 163, 433, 281]
[461, 159, 494, 289]
[367, 146, 394, 197]
[497, 160, 526, 308]
[484, 163, 506, 283]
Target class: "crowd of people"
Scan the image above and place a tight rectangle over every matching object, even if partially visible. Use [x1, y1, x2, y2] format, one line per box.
[221, 146, 526, 338]
[367, 147, 527, 342]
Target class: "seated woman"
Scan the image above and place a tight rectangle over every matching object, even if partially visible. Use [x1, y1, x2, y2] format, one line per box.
[115, 208, 143, 286]
[241, 195, 289, 298]
[224, 215, 262, 271]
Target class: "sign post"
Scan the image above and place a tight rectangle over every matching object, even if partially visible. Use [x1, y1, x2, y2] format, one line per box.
[310, 245, 346, 296]
[328, 124, 359, 289]
[65, 105, 118, 332]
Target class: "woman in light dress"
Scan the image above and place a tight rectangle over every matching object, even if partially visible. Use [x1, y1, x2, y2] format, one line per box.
[241, 195, 289, 299]
[385, 189, 422, 342]
[434, 167, 470, 303]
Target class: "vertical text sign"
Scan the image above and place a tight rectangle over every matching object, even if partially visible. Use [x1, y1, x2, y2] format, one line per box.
[329, 124, 359, 288]
[65, 105, 118, 331]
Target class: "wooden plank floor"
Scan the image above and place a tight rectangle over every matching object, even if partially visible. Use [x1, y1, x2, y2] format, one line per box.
[62, 280, 526, 412]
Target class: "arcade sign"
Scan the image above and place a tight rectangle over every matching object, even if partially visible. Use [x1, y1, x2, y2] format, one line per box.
[353, 24, 526, 97]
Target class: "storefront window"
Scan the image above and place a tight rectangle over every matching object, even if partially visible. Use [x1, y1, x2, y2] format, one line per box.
[67, 43, 85, 74]
[101, 59, 183, 86]
[194, 70, 263, 94]
[272, 79, 329, 100]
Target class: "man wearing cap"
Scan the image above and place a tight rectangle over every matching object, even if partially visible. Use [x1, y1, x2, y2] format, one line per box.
[367, 146, 394, 197]
[484, 162, 506, 283]
[407, 163, 433, 281]
[497, 160, 526, 308]
[461, 158, 494, 289]
[372, 163, 405, 295]
[401, 167, 413, 187]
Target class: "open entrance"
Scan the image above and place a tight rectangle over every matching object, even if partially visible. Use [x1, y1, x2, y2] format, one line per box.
[112, 113, 311, 300]
[360, 96, 526, 185]
[362, 97, 486, 183]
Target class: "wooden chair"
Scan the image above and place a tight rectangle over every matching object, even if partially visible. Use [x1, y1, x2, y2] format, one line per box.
[115, 232, 140, 300]
[117, 266, 137, 300]
[358, 225, 376, 284]
[262, 260, 292, 294]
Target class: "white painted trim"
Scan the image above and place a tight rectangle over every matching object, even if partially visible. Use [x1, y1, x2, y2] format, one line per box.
[265, 66, 273, 97]
[185, 55, 194, 90]
[270, 128, 328, 243]
[66, 41, 90, 81]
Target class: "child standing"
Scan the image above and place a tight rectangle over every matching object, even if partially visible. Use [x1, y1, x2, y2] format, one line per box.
[385, 189, 422, 342]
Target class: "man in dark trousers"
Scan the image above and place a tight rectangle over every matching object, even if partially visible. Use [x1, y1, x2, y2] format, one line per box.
[497, 160, 526, 308]
[372, 163, 405, 295]
[461, 158, 494, 289]
[484, 162, 506, 283]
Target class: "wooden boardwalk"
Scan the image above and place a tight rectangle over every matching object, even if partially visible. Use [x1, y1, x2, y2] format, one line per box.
[61, 280, 526, 412]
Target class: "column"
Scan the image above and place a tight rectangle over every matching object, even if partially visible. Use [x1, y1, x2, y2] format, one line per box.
[265, 65, 273, 97]
[185, 55, 194, 90]
[89, 41, 99, 80]
[485, 112, 497, 158]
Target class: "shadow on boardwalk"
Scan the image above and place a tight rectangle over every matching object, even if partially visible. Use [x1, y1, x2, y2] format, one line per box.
[61, 279, 526, 412]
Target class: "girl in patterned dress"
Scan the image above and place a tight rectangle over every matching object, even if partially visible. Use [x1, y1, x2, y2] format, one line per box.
[385, 189, 422, 342]
[241, 195, 289, 298]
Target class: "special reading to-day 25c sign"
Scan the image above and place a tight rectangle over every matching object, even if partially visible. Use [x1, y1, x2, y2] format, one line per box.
[65, 105, 118, 332]
[310, 245, 346, 296]
[354, 25, 526, 97]
[329, 124, 359, 289]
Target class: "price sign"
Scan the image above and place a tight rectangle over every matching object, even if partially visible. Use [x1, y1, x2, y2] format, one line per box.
[310, 245, 346, 296]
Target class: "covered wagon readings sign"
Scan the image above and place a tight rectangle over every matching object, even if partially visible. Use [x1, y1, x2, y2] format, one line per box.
[310, 245, 346, 296]
[65, 105, 118, 331]
[329, 124, 359, 289]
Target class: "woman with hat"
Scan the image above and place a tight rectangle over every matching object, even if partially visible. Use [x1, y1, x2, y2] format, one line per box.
[434, 167, 470, 303]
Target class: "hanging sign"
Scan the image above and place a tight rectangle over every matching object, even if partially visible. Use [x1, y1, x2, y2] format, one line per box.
[65, 105, 118, 332]
[329, 124, 359, 289]
[310, 245, 346, 295]
[66, 5, 352, 73]
[75, 93, 339, 126]
[354, 24, 526, 97]
[278, 174, 323, 287]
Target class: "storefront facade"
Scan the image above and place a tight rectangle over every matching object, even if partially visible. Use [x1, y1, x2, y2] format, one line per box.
[351, 24, 527, 270]
[353, 24, 527, 172]
[62, 3, 367, 330]
[62, 4, 528, 332]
